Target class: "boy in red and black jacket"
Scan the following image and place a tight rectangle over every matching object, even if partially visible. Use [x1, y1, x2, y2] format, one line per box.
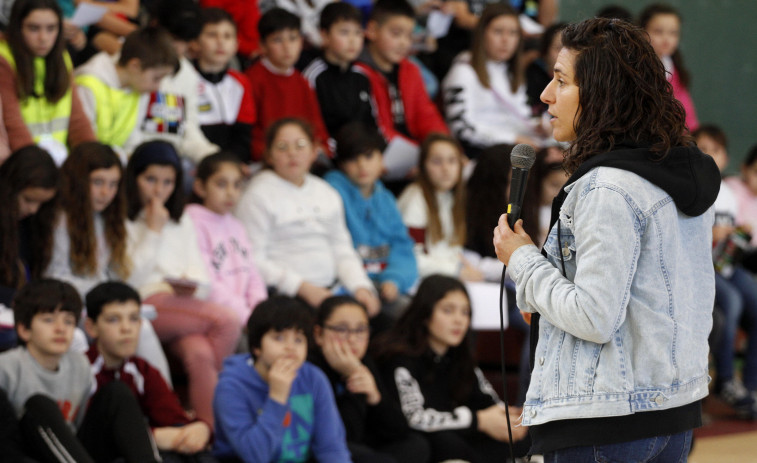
[355, 0, 448, 146]
[84, 282, 215, 460]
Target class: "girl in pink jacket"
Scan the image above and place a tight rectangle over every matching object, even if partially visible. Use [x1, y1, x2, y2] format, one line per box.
[186, 152, 268, 325]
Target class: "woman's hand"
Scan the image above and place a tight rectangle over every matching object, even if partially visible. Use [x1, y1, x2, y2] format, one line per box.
[493, 214, 535, 266]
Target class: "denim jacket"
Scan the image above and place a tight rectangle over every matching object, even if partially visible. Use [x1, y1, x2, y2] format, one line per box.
[508, 164, 716, 426]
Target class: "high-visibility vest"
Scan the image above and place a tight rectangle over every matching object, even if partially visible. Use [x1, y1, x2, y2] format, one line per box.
[75, 74, 140, 148]
[0, 41, 73, 147]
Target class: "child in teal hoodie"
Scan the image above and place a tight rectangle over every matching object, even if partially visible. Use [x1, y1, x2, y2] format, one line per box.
[325, 123, 418, 317]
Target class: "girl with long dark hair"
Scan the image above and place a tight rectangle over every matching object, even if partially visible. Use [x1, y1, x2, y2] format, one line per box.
[374, 275, 528, 462]
[0, 0, 94, 163]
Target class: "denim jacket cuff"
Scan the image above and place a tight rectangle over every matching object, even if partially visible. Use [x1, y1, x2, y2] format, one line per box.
[508, 244, 541, 281]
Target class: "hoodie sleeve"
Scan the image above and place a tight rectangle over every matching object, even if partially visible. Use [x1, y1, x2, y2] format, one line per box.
[213, 370, 290, 463]
[309, 367, 352, 463]
[442, 62, 518, 147]
[389, 363, 477, 433]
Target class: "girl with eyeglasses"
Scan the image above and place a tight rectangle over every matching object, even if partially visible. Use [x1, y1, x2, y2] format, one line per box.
[310, 295, 430, 463]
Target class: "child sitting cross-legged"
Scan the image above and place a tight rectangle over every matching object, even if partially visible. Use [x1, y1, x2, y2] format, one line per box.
[213, 296, 351, 463]
[84, 281, 216, 462]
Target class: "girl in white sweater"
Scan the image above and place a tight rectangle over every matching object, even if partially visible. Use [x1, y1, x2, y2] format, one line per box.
[441, 3, 546, 158]
[125, 140, 239, 427]
[236, 118, 380, 316]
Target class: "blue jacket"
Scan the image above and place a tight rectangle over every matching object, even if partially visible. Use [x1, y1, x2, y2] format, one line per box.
[213, 354, 352, 463]
[508, 145, 719, 426]
[325, 170, 418, 294]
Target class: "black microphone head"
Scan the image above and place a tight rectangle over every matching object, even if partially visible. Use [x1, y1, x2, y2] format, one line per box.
[511, 144, 536, 170]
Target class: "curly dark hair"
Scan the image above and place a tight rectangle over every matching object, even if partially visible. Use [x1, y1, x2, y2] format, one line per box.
[60, 142, 130, 279]
[560, 18, 692, 174]
[0, 146, 58, 289]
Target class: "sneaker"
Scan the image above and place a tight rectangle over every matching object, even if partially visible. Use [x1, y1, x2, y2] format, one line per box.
[718, 379, 755, 416]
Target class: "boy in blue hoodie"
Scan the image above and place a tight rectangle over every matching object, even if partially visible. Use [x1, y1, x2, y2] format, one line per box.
[325, 123, 417, 317]
[213, 296, 351, 463]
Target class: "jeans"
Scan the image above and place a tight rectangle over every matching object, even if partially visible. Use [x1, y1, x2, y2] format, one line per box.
[714, 267, 757, 389]
[544, 430, 692, 463]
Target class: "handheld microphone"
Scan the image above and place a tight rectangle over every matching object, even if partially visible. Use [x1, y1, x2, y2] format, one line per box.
[507, 144, 536, 228]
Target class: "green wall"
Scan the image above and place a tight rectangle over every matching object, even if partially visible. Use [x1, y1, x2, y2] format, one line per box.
[558, 0, 756, 172]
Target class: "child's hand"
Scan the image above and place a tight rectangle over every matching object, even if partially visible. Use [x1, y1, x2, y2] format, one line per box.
[380, 281, 399, 303]
[297, 282, 332, 308]
[173, 421, 212, 454]
[477, 404, 527, 442]
[322, 336, 361, 378]
[354, 288, 380, 317]
[346, 365, 381, 405]
[459, 259, 484, 282]
[153, 426, 182, 450]
[268, 357, 299, 404]
[144, 196, 170, 232]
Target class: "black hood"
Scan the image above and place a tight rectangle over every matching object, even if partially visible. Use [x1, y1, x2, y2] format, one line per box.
[563, 142, 721, 217]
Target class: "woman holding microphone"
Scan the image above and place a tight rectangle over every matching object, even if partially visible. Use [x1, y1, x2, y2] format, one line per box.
[494, 18, 720, 462]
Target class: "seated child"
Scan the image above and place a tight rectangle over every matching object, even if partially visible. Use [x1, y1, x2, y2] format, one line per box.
[213, 296, 352, 463]
[193, 8, 256, 163]
[302, 2, 378, 142]
[199, 0, 262, 68]
[356, 0, 448, 146]
[373, 275, 529, 462]
[694, 126, 757, 418]
[0, 279, 159, 462]
[84, 281, 216, 461]
[75, 26, 179, 157]
[725, 144, 757, 246]
[325, 123, 417, 317]
[244, 8, 331, 161]
[187, 152, 268, 325]
[236, 118, 380, 315]
[398, 134, 481, 280]
[310, 295, 430, 463]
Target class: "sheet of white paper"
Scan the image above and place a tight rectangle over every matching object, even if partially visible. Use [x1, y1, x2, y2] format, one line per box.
[426, 10, 453, 39]
[70, 3, 107, 28]
[466, 281, 509, 331]
[382, 137, 420, 180]
[0, 304, 13, 328]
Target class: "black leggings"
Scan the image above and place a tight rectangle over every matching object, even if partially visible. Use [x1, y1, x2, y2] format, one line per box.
[15, 381, 160, 463]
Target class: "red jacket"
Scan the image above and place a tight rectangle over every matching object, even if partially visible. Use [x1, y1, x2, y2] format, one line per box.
[87, 346, 194, 429]
[355, 58, 448, 144]
[245, 59, 331, 161]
